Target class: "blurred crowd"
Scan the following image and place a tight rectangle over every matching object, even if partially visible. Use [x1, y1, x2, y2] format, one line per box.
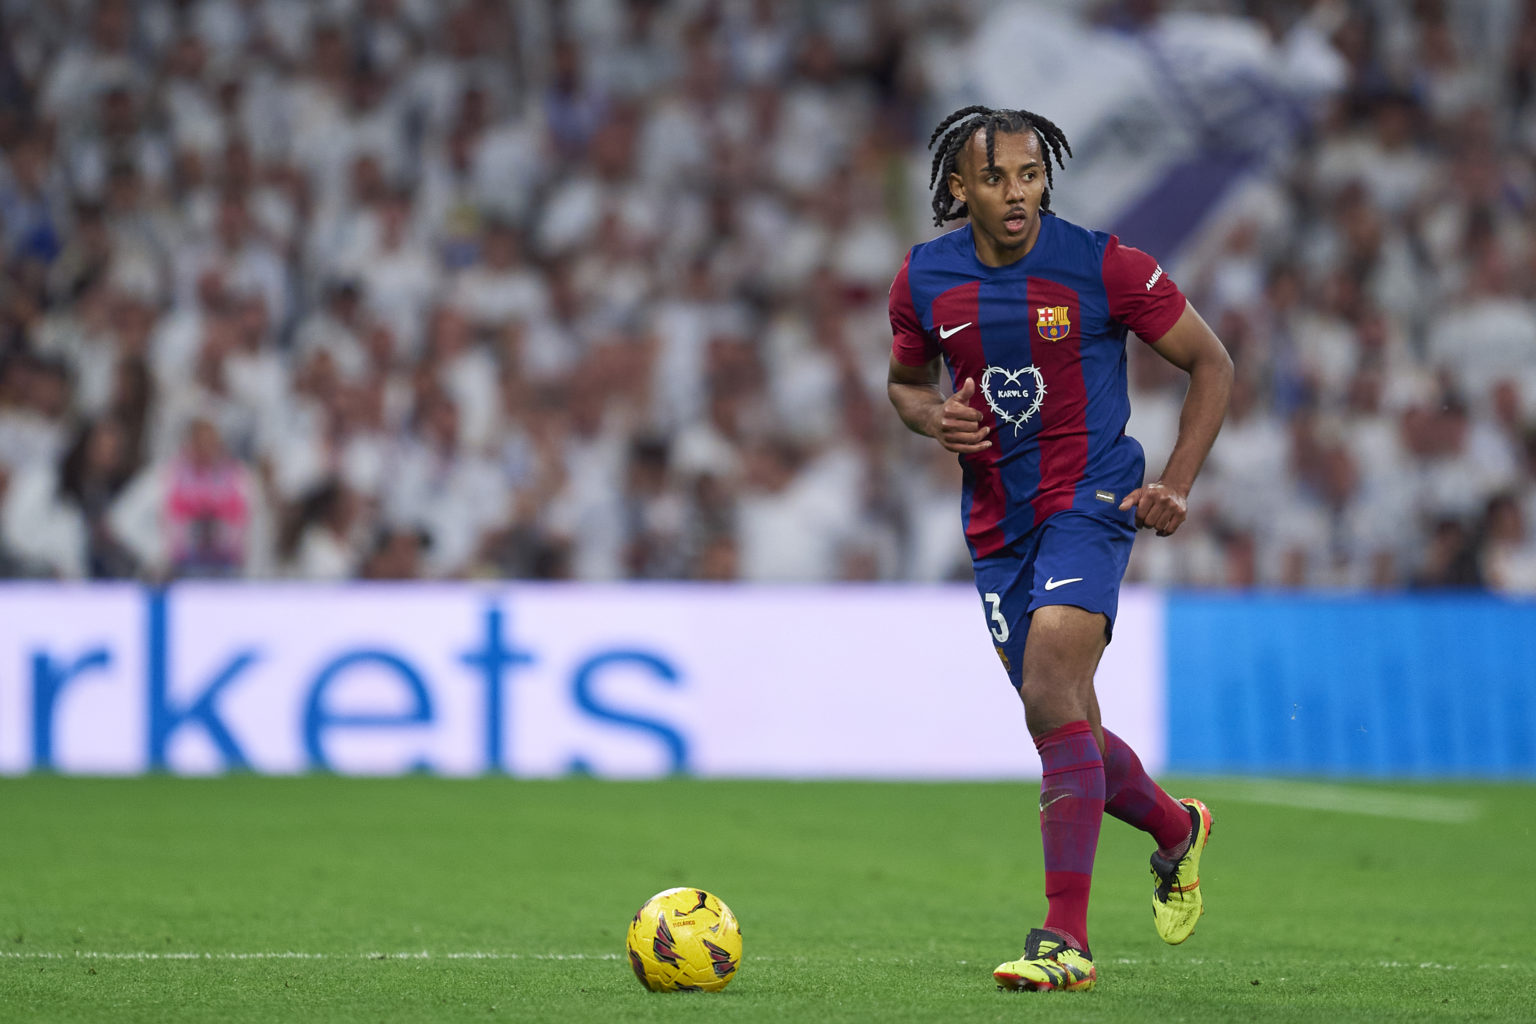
[1, 0, 1535, 590]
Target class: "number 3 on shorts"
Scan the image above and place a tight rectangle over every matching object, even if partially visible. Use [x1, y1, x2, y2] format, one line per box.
[983, 592, 1010, 642]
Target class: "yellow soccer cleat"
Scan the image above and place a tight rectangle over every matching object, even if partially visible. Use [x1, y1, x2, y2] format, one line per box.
[993, 928, 1096, 992]
[1150, 797, 1213, 944]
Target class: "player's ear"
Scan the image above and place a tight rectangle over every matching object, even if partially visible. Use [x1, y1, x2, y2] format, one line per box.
[948, 170, 966, 205]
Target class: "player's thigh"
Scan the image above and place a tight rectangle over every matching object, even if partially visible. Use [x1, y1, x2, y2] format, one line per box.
[1020, 604, 1110, 689]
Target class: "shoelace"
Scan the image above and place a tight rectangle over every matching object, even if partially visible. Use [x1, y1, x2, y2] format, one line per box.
[1023, 928, 1091, 963]
[1152, 811, 1200, 902]
[1151, 846, 1186, 902]
[1023, 928, 1068, 961]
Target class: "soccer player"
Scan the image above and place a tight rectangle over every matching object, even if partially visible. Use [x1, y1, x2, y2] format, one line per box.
[887, 107, 1233, 991]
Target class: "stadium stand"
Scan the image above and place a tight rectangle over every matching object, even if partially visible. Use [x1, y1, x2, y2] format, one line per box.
[1, 0, 1534, 589]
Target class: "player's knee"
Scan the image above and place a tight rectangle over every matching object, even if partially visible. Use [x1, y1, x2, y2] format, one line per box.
[1020, 692, 1083, 739]
[1017, 658, 1095, 732]
[1017, 671, 1087, 715]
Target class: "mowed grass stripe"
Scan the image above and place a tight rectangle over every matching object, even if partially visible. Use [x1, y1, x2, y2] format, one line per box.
[3, 951, 1532, 971]
[2, 775, 1533, 1023]
[1208, 777, 1482, 823]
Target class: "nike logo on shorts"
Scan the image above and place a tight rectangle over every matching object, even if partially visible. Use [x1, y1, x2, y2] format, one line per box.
[938, 322, 972, 339]
[1043, 577, 1084, 591]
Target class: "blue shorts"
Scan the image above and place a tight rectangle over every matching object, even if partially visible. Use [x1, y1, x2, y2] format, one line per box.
[970, 510, 1136, 689]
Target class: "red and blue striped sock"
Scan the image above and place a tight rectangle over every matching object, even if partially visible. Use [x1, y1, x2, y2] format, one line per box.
[1034, 720, 1104, 952]
[1102, 728, 1192, 854]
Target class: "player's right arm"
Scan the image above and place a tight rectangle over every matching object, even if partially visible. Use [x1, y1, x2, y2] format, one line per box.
[887, 358, 992, 454]
[886, 251, 992, 455]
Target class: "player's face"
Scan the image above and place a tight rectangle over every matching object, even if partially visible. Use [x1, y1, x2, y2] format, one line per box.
[949, 129, 1047, 267]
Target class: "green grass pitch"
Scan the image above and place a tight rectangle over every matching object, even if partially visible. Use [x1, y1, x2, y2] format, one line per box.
[2, 775, 1532, 1022]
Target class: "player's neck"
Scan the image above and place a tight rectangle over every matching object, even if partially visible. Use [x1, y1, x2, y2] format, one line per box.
[971, 217, 1043, 268]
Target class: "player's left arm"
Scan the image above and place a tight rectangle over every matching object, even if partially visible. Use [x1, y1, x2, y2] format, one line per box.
[1119, 303, 1234, 536]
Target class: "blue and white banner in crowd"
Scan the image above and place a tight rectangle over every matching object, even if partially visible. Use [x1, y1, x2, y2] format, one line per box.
[0, 583, 1166, 779]
[967, 5, 1344, 260]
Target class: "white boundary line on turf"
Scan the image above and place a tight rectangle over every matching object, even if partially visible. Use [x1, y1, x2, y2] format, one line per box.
[1210, 779, 1481, 824]
[0, 952, 1522, 970]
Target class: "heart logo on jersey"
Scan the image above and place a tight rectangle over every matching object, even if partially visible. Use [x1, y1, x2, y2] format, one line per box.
[980, 365, 1047, 435]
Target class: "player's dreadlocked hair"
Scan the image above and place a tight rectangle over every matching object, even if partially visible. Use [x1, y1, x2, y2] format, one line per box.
[927, 106, 1073, 227]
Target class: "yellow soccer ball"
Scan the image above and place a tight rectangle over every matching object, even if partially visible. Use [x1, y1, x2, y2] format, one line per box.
[625, 887, 742, 992]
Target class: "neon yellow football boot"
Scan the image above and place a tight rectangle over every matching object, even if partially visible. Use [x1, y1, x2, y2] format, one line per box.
[993, 928, 1096, 992]
[1150, 797, 1213, 944]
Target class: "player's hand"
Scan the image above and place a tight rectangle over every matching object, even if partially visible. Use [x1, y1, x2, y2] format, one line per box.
[1119, 480, 1188, 537]
[934, 377, 991, 454]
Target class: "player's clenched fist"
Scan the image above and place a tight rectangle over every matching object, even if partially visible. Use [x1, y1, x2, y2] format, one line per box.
[1119, 480, 1188, 537]
[934, 377, 992, 454]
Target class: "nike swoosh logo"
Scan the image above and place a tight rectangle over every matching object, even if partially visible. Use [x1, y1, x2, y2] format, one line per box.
[937, 322, 972, 339]
[1039, 792, 1070, 813]
[1043, 577, 1084, 591]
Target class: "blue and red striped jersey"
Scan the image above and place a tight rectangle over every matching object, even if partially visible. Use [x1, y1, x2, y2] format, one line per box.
[889, 213, 1187, 559]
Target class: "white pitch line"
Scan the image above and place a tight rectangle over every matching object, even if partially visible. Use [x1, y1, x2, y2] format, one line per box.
[1206, 779, 1480, 824]
[0, 952, 1522, 970]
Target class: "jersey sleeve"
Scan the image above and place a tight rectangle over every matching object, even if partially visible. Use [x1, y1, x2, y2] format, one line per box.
[1102, 235, 1187, 344]
[888, 250, 937, 366]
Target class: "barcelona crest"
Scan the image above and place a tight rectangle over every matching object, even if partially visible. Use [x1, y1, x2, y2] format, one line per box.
[1036, 305, 1071, 341]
